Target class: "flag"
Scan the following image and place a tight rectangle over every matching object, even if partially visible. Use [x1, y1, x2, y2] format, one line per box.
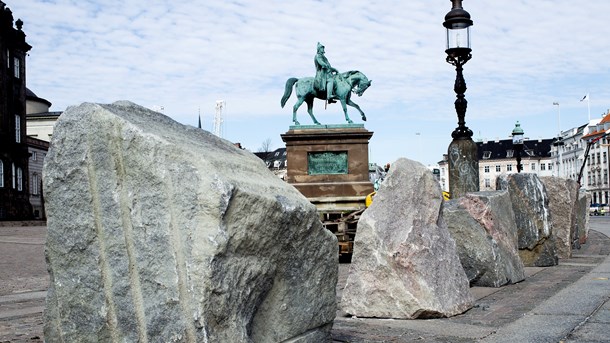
[581, 94, 589, 102]
[198, 114, 202, 129]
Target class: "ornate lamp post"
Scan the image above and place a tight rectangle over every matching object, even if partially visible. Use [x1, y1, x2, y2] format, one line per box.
[512, 122, 524, 173]
[445, 0, 479, 198]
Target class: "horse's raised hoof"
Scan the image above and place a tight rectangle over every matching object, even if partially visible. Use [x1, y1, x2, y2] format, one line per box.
[362, 116, 367, 121]
[347, 120, 353, 124]
[294, 121, 300, 125]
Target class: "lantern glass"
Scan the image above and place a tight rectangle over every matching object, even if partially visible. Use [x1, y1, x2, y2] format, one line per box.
[446, 26, 470, 50]
[512, 134, 524, 145]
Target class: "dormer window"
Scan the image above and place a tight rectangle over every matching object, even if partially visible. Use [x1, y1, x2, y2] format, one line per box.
[482, 151, 491, 159]
[506, 150, 514, 158]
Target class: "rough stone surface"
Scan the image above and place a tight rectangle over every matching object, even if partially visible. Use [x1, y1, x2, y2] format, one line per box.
[540, 177, 580, 259]
[496, 173, 558, 267]
[444, 191, 525, 287]
[576, 190, 591, 245]
[42, 101, 338, 343]
[340, 158, 473, 319]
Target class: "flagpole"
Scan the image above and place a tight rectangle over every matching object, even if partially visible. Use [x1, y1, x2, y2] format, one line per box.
[581, 93, 591, 121]
[587, 94, 591, 121]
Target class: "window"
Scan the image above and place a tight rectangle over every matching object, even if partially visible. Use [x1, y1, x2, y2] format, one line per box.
[506, 150, 514, 158]
[484, 178, 491, 188]
[282, 151, 287, 156]
[531, 163, 536, 171]
[31, 151, 37, 161]
[31, 173, 39, 195]
[525, 149, 535, 157]
[541, 163, 546, 171]
[274, 151, 280, 157]
[15, 115, 20, 143]
[11, 163, 15, 189]
[13, 57, 19, 78]
[484, 166, 490, 173]
[0, 160, 3, 188]
[548, 163, 553, 170]
[496, 165, 501, 172]
[17, 167, 22, 191]
[507, 164, 513, 172]
[483, 151, 492, 159]
[5, 49, 9, 68]
[604, 152, 607, 164]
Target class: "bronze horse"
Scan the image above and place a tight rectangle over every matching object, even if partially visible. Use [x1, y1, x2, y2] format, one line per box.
[281, 70, 371, 125]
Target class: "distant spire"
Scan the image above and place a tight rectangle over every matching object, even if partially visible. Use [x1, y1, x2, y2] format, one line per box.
[198, 108, 202, 129]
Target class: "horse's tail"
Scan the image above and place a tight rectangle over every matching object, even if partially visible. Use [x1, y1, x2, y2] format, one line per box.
[281, 78, 298, 108]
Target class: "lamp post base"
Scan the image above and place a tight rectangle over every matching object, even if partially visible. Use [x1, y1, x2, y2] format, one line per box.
[448, 137, 479, 199]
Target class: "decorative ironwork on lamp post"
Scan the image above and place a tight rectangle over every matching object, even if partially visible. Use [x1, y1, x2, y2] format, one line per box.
[445, 0, 479, 198]
[444, 0, 473, 139]
[512, 122, 524, 173]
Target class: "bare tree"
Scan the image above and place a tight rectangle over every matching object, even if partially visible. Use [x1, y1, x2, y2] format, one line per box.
[258, 138, 273, 153]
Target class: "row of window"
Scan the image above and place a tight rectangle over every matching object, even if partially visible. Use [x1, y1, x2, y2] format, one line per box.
[0, 160, 23, 191]
[483, 163, 554, 173]
[482, 149, 535, 159]
[587, 152, 607, 166]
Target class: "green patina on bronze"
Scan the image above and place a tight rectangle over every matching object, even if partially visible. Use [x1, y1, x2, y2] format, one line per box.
[289, 123, 364, 130]
[281, 42, 372, 126]
[308, 151, 348, 175]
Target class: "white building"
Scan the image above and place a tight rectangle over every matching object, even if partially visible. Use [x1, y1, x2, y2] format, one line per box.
[439, 138, 555, 193]
[578, 111, 610, 204]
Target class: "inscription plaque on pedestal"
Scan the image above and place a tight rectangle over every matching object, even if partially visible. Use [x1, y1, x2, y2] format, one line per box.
[308, 151, 348, 175]
[281, 125, 374, 210]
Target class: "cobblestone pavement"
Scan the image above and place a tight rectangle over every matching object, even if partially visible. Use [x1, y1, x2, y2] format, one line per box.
[0, 226, 47, 343]
[0, 219, 608, 342]
[333, 217, 610, 342]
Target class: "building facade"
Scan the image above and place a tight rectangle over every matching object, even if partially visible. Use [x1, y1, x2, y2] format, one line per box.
[439, 138, 554, 193]
[26, 136, 47, 219]
[26, 88, 60, 142]
[0, 3, 32, 220]
[579, 111, 610, 204]
[477, 138, 554, 191]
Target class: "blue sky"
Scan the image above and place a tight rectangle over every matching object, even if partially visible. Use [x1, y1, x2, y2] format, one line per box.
[10, 1, 610, 166]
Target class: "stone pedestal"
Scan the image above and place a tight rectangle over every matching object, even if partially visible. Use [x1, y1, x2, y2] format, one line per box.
[281, 124, 374, 210]
[448, 137, 479, 199]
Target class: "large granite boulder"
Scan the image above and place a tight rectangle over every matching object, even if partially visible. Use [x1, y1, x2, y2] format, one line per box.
[341, 158, 473, 319]
[496, 173, 557, 267]
[444, 191, 525, 287]
[576, 190, 591, 245]
[540, 177, 580, 258]
[43, 101, 338, 343]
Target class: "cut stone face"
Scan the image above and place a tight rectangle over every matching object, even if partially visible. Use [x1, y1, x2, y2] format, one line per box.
[341, 158, 473, 319]
[496, 173, 558, 267]
[43, 101, 338, 342]
[444, 191, 525, 287]
[540, 177, 580, 259]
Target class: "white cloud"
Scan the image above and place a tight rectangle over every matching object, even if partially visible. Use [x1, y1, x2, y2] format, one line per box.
[9, 0, 610, 165]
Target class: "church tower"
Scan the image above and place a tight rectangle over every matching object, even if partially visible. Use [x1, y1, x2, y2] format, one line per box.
[0, 1, 33, 219]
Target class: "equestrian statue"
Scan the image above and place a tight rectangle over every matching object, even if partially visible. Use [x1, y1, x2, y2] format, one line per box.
[281, 42, 372, 125]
